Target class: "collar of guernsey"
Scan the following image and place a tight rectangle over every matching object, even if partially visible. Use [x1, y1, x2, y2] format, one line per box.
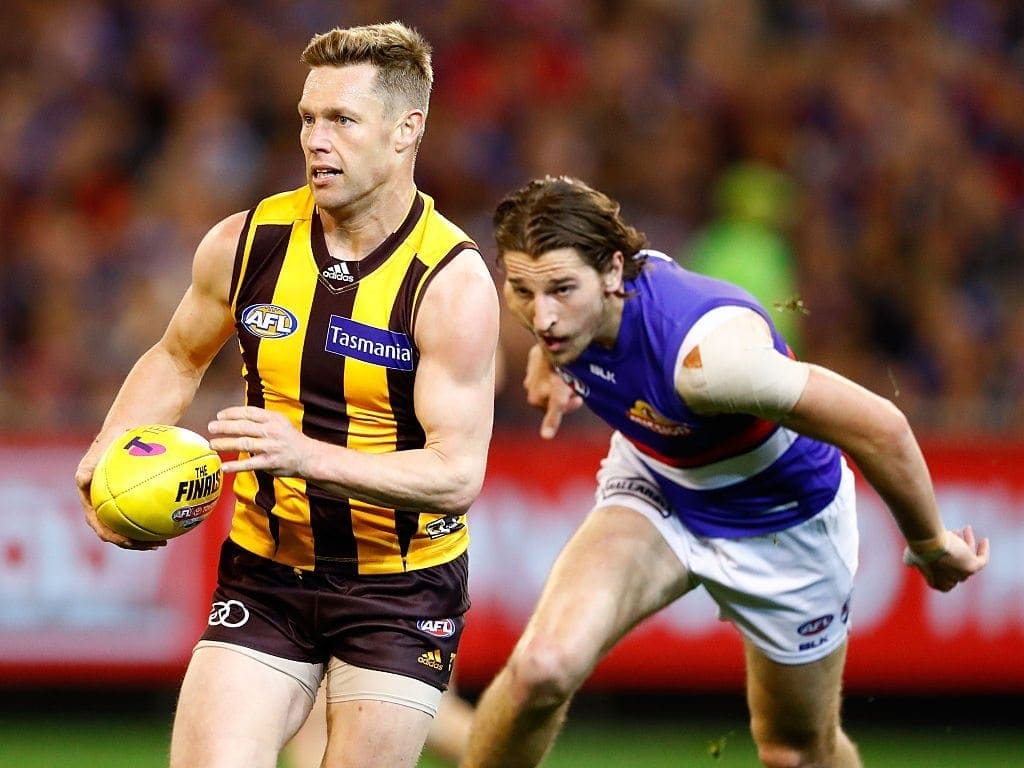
[560, 251, 841, 538]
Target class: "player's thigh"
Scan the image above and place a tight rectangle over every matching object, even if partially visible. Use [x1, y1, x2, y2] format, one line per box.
[744, 637, 847, 746]
[323, 698, 433, 768]
[282, 679, 328, 768]
[426, 685, 474, 763]
[516, 504, 692, 675]
[171, 644, 314, 768]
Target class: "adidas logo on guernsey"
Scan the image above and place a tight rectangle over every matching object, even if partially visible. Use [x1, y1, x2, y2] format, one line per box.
[321, 260, 355, 283]
[417, 648, 444, 671]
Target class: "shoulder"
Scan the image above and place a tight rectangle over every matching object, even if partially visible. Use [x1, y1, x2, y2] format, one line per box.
[191, 210, 250, 299]
[412, 194, 478, 265]
[675, 307, 808, 418]
[416, 248, 499, 350]
[425, 203, 474, 244]
[251, 186, 315, 224]
[421, 248, 497, 311]
[195, 211, 249, 267]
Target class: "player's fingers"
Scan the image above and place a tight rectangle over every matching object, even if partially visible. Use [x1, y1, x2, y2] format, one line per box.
[208, 418, 258, 437]
[219, 458, 243, 474]
[116, 537, 166, 551]
[976, 537, 990, 565]
[214, 405, 244, 421]
[540, 399, 564, 440]
[215, 405, 266, 422]
[210, 434, 258, 458]
[76, 484, 92, 511]
[89, 515, 147, 550]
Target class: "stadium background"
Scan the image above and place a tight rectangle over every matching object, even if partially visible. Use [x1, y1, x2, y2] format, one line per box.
[1, 1, 1022, 765]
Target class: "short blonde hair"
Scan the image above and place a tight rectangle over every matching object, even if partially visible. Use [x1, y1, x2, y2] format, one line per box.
[301, 21, 432, 118]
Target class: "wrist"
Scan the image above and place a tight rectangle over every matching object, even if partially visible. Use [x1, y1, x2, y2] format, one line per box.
[904, 529, 950, 565]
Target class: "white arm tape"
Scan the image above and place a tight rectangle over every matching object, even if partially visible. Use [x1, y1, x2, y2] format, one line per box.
[675, 309, 810, 419]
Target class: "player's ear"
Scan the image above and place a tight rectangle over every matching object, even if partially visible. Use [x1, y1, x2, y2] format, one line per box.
[395, 109, 424, 153]
[603, 251, 624, 293]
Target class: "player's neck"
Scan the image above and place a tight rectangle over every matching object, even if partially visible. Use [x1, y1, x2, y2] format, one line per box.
[319, 179, 417, 261]
[592, 293, 625, 350]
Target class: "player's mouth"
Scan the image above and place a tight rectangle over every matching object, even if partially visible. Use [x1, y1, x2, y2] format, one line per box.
[539, 334, 567, 353]
[311, 167, 342, 183]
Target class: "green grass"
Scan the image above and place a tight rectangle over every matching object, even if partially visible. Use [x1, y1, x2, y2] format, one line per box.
[0, 716, 170, 768]
[2, 710, 1020, 767]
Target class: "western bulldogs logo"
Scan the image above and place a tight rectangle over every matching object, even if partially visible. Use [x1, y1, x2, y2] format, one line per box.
[627, 400, 691, 437]
[557, 369, 590, 398]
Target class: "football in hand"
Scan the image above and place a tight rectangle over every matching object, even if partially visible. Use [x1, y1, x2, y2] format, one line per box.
[91, 424, 223, 541]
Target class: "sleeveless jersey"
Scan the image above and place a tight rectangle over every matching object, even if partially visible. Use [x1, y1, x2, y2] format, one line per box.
[561, 251, 841, 538]
[226, 186, 478, 574]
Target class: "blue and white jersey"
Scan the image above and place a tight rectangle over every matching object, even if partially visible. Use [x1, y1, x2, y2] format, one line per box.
[559, 251, 841, 538]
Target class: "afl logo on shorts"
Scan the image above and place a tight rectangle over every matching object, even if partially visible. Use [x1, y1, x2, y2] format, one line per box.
[417, 618, 456, 638]
[797, 614, 834, 636]
[241, 304, 299, 339]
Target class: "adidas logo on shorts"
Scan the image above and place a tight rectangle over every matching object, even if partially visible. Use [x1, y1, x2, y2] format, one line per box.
[417, 648, 444, 671]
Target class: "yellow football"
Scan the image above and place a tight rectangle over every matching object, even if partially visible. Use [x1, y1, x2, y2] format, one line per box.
[91, 424, 223, 541]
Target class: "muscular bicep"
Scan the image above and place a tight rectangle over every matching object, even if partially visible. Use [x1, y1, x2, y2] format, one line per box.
[412, 250, 500, 484]
[158, 212, 244, 373]
[674, 308, 809, 419]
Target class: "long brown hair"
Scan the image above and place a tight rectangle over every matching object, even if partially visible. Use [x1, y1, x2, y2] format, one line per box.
[493, 176, 648, 280]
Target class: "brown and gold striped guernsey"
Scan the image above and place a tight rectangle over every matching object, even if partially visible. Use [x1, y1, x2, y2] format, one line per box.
[226, 186, 478, 575]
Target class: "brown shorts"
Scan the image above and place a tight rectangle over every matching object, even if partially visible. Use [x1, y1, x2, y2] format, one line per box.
[201, 537, 468, 691]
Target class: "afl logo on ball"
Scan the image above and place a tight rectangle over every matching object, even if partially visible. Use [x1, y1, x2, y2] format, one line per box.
[417, 618, 456, 638]
[241, 304, 299, 339]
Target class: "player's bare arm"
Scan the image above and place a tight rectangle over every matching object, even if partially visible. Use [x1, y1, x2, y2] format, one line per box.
[782, 365, 989, 590]
[75, 212, 243, 548]
[210, 248, 500, 514]
[676, 307, 989, 592]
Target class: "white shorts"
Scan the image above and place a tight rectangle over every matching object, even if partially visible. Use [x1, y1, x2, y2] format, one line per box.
[595, 432, 859, 664]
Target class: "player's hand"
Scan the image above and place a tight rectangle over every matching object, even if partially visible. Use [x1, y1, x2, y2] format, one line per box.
[210, 406, 314, 477]
[524, 344, 583, 440]
[74, 448, 166, 551]
[904, 526, 990, 592]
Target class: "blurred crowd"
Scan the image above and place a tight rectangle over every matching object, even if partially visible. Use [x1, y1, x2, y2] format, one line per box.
[1, 0, 1022, 438]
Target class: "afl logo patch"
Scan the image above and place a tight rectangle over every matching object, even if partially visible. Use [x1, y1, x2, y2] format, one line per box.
[417, 618, 456, 638]
[797, 614, 834, 636]
[241, 304, 299, 339]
